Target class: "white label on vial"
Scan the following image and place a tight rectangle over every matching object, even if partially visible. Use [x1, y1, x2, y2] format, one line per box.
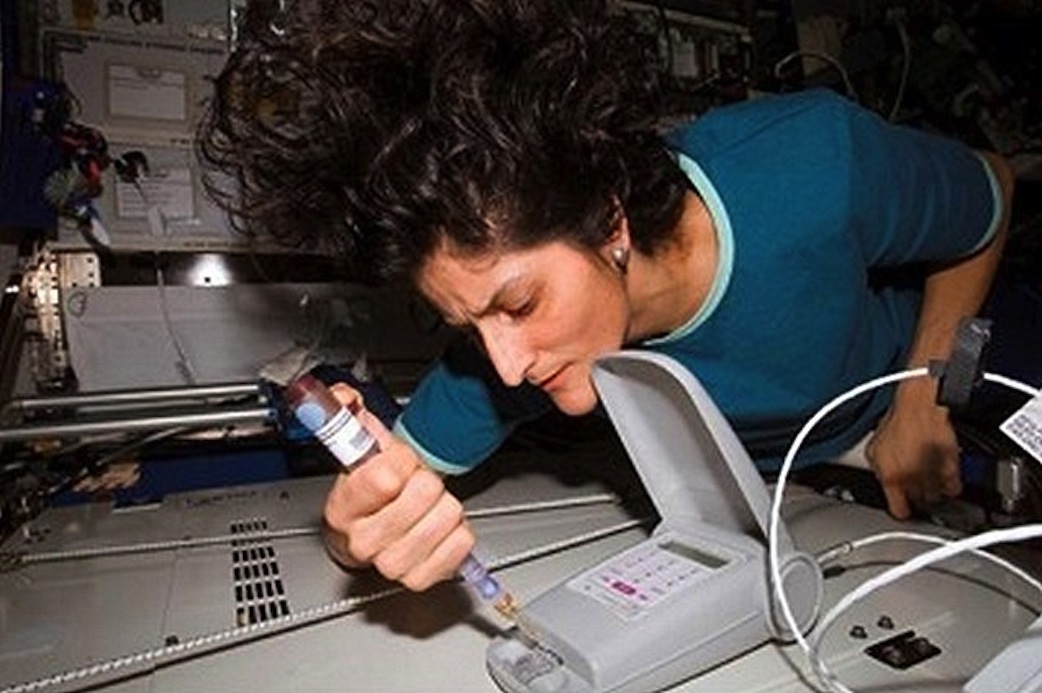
[1001, 392, 1042, 464]
[315, 408, 376, 468]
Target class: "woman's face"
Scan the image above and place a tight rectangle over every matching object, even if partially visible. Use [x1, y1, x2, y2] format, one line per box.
[417, 239, 630, 415]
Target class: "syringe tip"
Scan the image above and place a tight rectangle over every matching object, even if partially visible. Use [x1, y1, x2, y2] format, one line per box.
[492, 590, 522, 621]
[458, 553, 521, 620]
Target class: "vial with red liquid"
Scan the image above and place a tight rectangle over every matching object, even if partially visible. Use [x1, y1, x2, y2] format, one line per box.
[284, 373, 378, 470]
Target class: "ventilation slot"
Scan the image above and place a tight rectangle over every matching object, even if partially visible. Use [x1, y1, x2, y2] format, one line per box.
[230, 517, 290, 625]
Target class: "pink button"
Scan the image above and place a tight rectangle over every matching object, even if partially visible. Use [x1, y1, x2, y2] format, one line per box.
[611, 581, 637, 595]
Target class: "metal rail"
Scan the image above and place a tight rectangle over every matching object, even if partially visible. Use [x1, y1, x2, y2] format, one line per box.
[0, 405, 274, 443]
[8, 382, 263, 411]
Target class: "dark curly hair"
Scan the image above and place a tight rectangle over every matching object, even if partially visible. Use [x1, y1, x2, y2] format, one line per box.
[198, 0, 691, 284]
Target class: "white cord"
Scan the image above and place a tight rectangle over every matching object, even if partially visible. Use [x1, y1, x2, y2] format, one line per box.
[815, 531, 1042, 599]
[810, 529, 1042, 692]
[887, 18, 912, 122]
[769, 367, 926, 668]
[774, 51, 857, 100]
[768, 367, 1041, 693]
[155, 262, 198, 385]
[811, 524, 1042, 688]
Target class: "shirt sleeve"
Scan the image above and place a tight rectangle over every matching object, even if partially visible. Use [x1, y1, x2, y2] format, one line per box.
[666, 88, 1003, 273]
[835, 93, 1004, 267]
[396, 337, 552, 474]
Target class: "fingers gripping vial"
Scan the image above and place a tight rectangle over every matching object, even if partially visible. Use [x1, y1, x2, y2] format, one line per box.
[284, 373, 520, 620]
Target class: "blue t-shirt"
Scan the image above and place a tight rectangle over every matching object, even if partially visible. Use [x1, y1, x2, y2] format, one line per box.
[397, 89, 1004, 474]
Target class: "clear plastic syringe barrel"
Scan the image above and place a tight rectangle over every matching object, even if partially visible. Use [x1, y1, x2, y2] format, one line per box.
[285, 373, 517, 618]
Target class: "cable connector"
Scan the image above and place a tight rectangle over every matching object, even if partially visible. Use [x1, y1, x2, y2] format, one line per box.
[929, 317, 993, 411]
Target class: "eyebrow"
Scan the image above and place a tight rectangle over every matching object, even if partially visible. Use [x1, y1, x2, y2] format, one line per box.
[472, 277, 528, 319]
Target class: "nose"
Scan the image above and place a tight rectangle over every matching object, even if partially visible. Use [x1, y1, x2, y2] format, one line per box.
[479, 322, 534, 387]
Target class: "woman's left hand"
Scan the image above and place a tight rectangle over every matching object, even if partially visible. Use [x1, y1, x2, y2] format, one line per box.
[865, 377, 962, 520]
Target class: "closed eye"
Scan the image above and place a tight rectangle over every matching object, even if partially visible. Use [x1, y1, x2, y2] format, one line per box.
[506, 300, 535, 320]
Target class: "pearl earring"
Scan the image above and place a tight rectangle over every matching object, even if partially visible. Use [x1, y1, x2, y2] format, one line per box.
[611, 246, 630, 273]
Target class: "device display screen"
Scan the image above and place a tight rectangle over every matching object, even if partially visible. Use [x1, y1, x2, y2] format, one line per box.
[658, 539, 727, 569]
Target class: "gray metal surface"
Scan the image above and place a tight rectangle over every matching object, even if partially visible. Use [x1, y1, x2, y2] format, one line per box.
[0, 468, 1038, 693]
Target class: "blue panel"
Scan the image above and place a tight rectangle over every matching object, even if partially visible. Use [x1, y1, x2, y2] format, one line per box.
[52, 447, 292, 507]
[0, 77, 64, 229]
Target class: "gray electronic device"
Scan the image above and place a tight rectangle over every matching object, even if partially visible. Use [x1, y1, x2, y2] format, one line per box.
[487, 350, 823, 692]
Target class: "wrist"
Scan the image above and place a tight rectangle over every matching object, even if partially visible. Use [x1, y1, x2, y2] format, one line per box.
[892, 374, 945, 414]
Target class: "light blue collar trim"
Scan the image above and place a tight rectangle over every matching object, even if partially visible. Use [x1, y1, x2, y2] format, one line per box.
[643, 152, 734, 345]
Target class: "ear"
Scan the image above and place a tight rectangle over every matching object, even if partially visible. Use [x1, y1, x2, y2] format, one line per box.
[598, 200, 632, 263]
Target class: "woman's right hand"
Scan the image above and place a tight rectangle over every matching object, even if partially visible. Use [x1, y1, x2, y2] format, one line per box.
[321, 384, 476, 591]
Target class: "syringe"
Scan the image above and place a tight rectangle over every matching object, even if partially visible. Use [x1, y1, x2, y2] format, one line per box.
[284, 372, 520, 620]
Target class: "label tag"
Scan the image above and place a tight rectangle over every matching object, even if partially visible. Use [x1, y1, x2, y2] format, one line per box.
[1001, 391, 1042, 464]
[315, 408, 376, 468]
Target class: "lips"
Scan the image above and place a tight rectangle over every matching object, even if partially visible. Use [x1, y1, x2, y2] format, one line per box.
[532, 366, 567, 391]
